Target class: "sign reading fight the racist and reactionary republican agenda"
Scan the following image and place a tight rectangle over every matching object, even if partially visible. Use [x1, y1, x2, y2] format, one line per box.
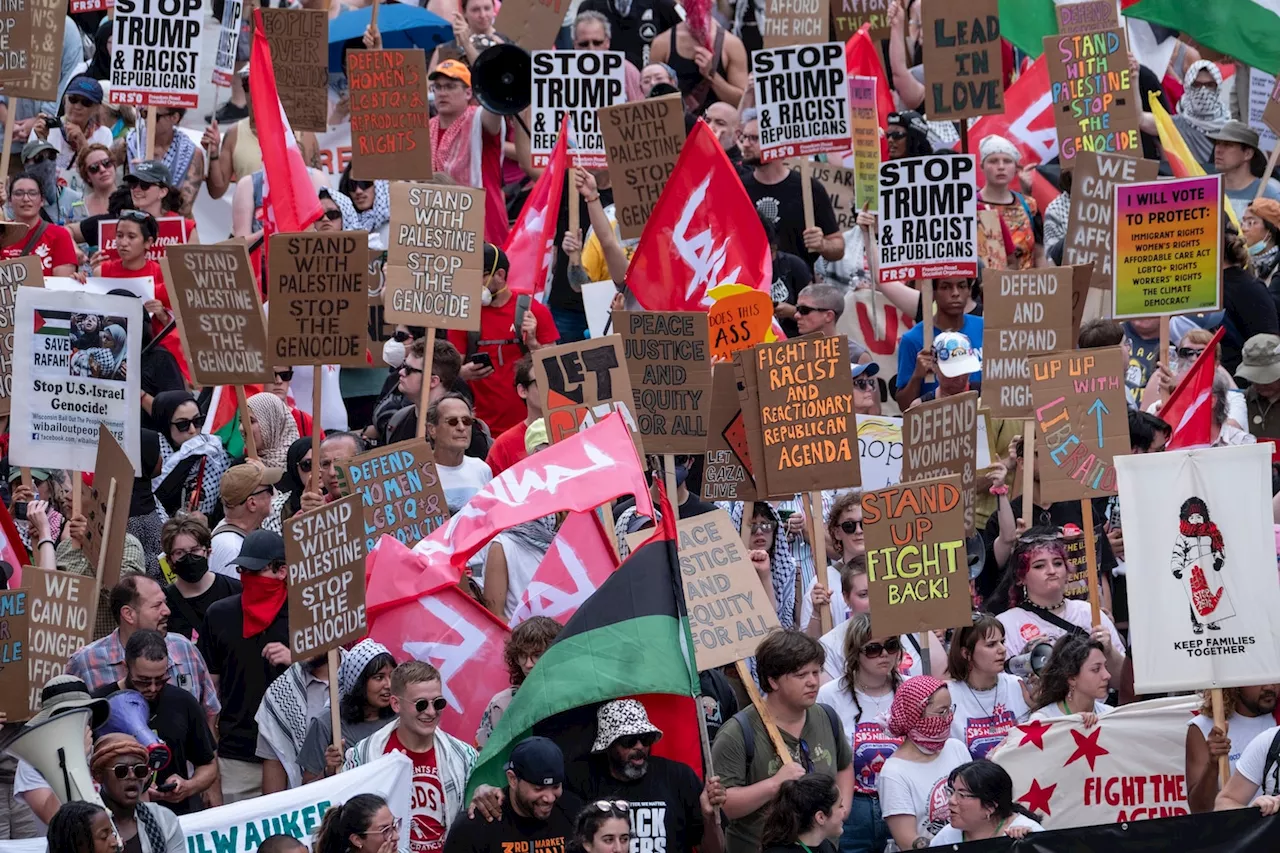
[752, 43, 849, 161]
[348, 50, 433, 181]
[0, 258, 42, 417]
[268, 232, 370, 367]
[165, 243, 273, 386]
[334, 439, 450, 555]
[878, 154, 978, 283]
[762, 0, 827, 47]
[286, 493, 367, 659]
[531, 50, 626, 169]
[921, 0, 1003, 121]
[1116, 444, 1280, 693]
[1113, 175, 1222, 318]
[617, 311, 711, 455]
[703, 364, 756, 502]
[678, 509, 780, 668]
[384, 184, 484, 330]
[1062, 151, 1158, 291]
[259, 8, 329, 132]
[862, 473, 970, 637]
[0, 591, 29, 721]
[212, 0, 242, 86]
[0, 0, 33, 84]
[1027, 346, 1129, 502]
[110, 0, 204, 107]
[1044, 27, 1142, 169]
[901, 391, 978, 534]
[983, 268, 1075, 418]
[9, 288, 142, 475]
[26, 567, 95, 715]
[534, 336, 642, 454]
[600, 93, 685, 240]
[849, 75, 880, 213]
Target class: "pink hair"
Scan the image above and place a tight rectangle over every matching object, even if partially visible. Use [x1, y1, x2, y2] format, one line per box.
[1008, 539, 1070, 609]
[685, 0, 712, 48]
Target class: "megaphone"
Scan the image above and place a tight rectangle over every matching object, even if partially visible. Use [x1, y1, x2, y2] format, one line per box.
[94, 691, 170, 771]
[6, 708, 106, 810]
[472, 44, 533, 132]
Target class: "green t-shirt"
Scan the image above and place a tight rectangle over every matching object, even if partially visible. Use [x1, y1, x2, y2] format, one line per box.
[711, 704, 853, 853]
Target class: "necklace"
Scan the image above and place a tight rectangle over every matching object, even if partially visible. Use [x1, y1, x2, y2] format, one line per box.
[855, 682, 893, 719]
[965, 677, 1001, 718]
[1032, 596, 1066, 612]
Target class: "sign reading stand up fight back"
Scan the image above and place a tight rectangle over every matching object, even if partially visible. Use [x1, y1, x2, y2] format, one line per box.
[110, 0, 205, 107]
[531, 50, 626, 169]
[752, 43, 849, 161]
[878, 154, 978, 283]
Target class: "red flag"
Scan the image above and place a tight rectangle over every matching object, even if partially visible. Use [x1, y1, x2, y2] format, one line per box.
[846, 24, 893, 159]
[0, 501, 28, 589]
[368, 537, 511, 747]
[970, 56, 1057, 167]
[505, 117, 569, 297]
[509, 510, 619, 628]
[625, 122, 772, 311]
[250, 9, 323, 235]
[1162, 327, 1226, 450]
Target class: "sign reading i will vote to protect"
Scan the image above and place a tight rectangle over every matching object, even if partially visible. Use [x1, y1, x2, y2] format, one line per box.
[531, 51, 626, 169]
[752, 43, 849, 162]
[878, 154, 978, 284]
[286, 493, 367, 659]
[1112, 175, 1222, 319]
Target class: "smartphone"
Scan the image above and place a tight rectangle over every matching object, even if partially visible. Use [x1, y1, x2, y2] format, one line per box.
[777, 509, 795, 523]
[466, 352, 493, 370]
[155, 781, 177, 793]
[12, 502, 26, 522]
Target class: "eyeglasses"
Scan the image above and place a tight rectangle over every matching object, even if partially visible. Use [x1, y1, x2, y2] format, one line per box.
[839, 519, 863, 534]
[414, 696, 448, 714]
[944, 784, 980, 799]
[9, 189, 40, 199]
[429, 80, 466, 93]
[614, 734, 655, 749]
[298, 459, 313, 474]
[321, 208, 343, 221]
[739, 132, 760, 143]
[576, 39, 608, 47]
[169, 545, 207, 561]
[924, 703, 958, 718]
[274, 369, 294, 381]
[86, 159, 111, 175]
[141, 109, 177, 120]
[362, 817, 402, 840]
[862, 637, 902, 658]
[1177, 347, 1206, 360]
[398, 364, 423, 376]
[592, 800, 629, 815]
[444, 416, 475, 428]
[130, 674, 169, 689]
[853, 378, 877, 391]
[750, 521, 776, 534]
[112, 763, 151, 780]
[67, 94, 95, 107]
[171, 415, 206, 432]
[795, 304, 831, 316]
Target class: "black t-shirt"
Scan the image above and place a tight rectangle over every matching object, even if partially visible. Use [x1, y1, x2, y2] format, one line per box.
[549, 182, 616, 313]
[566, 755, 704, 853]
[771, 251, 812, 339]
[443, 789, 583, 853]
[699, 667, 739, 743]
[90, 682, 216, 815]
[164, 574, 241, 641]
[196, 595, 289, 762]
[742, 171, 839, 271]
[980, 497, 1116, 607]
[764, 842, 836, 853]
[577, 0, 681, 69]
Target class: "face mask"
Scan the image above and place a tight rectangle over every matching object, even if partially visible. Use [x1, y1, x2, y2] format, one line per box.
[480, 287, 495, 307]
[674, 462, 689, 486]
[1249, 240, 1270, 256]
[172, 553, 208, 583]
[910, 710, 954, 754]
[382, 338, 406, 368]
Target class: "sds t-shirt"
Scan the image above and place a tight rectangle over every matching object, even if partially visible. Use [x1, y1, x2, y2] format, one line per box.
[387, 731, 446, 853]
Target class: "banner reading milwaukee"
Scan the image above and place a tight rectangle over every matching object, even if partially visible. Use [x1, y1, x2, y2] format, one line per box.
[752, 43, 849, 161]
[111, 0, 204, 108]
[531, 50, 626, 169]
[879, 154, 978, 283]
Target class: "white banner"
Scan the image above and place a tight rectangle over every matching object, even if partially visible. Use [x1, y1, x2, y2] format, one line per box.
[110, 0, 205, 108]
[857, 414, 991, 491]
[9, 288, 142, 475]
[1115, 444, 1280, 693]
[530, 50, 627, 169]
[752, 43, 849, 161]
[45, 277, 156, 301]
[0, 753, 413, 853]
[990, 696, 1196, 829]
[213, 0, 244, 87]
[877, 154, 978, 285]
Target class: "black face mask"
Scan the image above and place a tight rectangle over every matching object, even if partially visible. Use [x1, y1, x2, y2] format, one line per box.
[172, 553, 208, 583]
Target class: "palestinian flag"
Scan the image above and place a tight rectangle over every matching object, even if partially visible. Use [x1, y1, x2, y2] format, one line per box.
[203, 384, 263, 458]
[1122, 0, 1280, 76]
[999, 0, 1057, 58]
[33, 309, 71, 336]
[466, 483, 703, 796]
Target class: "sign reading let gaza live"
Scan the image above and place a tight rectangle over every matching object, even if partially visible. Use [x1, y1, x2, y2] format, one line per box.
[111, 0, 204, 108]
[752, 43, 849, 161]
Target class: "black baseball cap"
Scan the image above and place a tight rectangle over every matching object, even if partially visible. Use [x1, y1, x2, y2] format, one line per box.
[506, 736, 564, 786]
[230, 530, 286, 572]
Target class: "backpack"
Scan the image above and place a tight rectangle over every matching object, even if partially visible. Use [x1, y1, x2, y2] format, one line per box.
[732, 702, 842, 769]
[1262, 728, 1280, 796]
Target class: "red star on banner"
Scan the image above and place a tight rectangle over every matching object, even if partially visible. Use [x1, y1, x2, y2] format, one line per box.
[1064, 727, 1110, 771]
[1016, 720, 1052, 750]
[1018, 779, 1057, 816]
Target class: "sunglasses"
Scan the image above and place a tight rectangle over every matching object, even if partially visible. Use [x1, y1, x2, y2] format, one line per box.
[393, 330, 413, 342]
[839, 519, 863, 534]
[750, 520, 776, 533]
[887, 131, 907, 140]
[247, 486, 274, 501]
[615, 733, 656, 749]
[321, 208, 343, 221]
[86, 159, 111, 176]
[298, 459, 313, 473]
[274, 369, 294, 381]
[119, 209, 150, 223]
[862, 637, 902, 658]
[398, 364, 423, 376]
[853, 378, 877, 391]
[592, 800, 629, 815]
[444, 416, 475, 428]
[1177, 347, 1205, 360]
[415, 696, 448, 714]
[67, 94, 96, 107]
[351, 180, 375, 191]
[171, 415, 206, 432]
[795, 305, 830, 316]
[29, 151, 55, 164]
[112, 763, 151, 780]
[129, 179, 158, 191]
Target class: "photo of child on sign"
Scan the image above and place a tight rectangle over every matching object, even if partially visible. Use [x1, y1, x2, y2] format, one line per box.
[68, 314, 130, 382]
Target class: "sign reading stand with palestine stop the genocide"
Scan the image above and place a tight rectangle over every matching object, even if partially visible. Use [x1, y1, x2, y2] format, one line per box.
[531, 50, 626, 169]
[752, 43, 849, 161]
[1044, 27, 1141, 170]
[921, 0, 1003, 121]
[600, 93, 685, 241]
[286, 493, 367, 659]
[384, 184, 484, 331]
[3, 0, 66, 102]
[268, 232, 370, 368]
[878, 154, 978, 284]
[0, 0, 32, 84]
[111, 0, 204, 107]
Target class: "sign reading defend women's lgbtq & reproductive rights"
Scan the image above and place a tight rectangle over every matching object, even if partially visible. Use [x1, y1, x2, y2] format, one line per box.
[878, 154, 978, 284]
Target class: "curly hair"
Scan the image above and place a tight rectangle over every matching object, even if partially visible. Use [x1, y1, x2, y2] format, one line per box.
[1029, 633, 1104, 713]
[827, 490, 863, 557]
[505, 616, 561, 686]
[1004, 526, 1070, 609]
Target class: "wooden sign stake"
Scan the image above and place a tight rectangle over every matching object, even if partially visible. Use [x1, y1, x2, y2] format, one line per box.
[1211, 687, 1229, 786]
[1021, 422, 1034, 530]
[1080, 498, 1101, 627]
[311, 378, 323, 484]
[329, 647, 342, 761]
[808, 490, 832, 635]
[236, 385, 259, 461]
[1158, 316, 1171, 403]
[567, 170, 581, 267]
[144, 111, 158, 162]
[71, 470, 81, 519]
[1257, 146, 1280, 202]
[416, 327, 437, 440]
[800, 159, 815, 230]
[663, 454, 680, 522]
[95, 481, 118, 585]
[922, 280, 935, 386]
[0, 107, 15, 190]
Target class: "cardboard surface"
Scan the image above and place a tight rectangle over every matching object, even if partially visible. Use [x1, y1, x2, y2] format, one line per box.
[83, 425, 134, 591]
[1062, 151, 1158, 291]
[600, 94, 685, 241]
[0, 0, 33, 83]
[921, 0, 1003, 121]
[708, 291, 773, 362]
[26, 567, 95, 715]
[348, 50, 433, 181]
[0, 0, 65, 101]
[534, 336, 642, 456]
[702, 364, 757, 502]
[811, 161, 860, 233]
[0, 257, 42, 417]
[832, 0, 890, 44]
[285, 493, 367, 659]
[762, 0, 828, 46]
[1045, 28, 1141, 170]
[900, 390, 978, 534]
[493, 0, 567, 51]
[385, 184, 484, 331]
[333, 439, 450, 553]
[0, 590, 29, 721]
[617, 311, 711, 454]
[983, 269, 1075, 418]
[267, 232, 370, 367]
[1056, 0, 1119, 34]
[167, 243, 272, 386]
[259, 8, 329, 132]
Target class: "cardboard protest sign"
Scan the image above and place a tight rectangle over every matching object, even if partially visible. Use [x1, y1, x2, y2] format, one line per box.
[1071, 263, 1093, 335]
[99, 216, 188, 263]
[259, 8, 328, 132]
[1062, 151, 1158, 291]
[983, 268, 1075, 417]
[1056, 0, 1119, 33]
[752, 43, 850, 161]
[703, 364, 756, 502]
[1116, 444, 1280, 693]
[901, 390, 978, 534]
[1045, 28, 1142, 169]
[1113, 175, 1222, 318]
[10, 288, 142, 475]
[600, 94, 685, 240]
[534, 336, 642, 455]
[531, 51, 627, 169]
[0, 257, 42, 416]
[267, 232, 370, 367]
[708, 290, 772, 361]
[751, 336, 860, 497]
[349, 50, 432, 181]
[110, 0, 204, 108]
[921, 0, 1003, 121]
[761, 0, 827, 46]
[0, 0, 32, 83]
[678, 509, 780, 669]
[811, 162, 859, 233]
[0, 591, 28, 720]
[212, 0, 243, 86]
[1265, 73, 1280, 137]
[333, 439, 449, 554]
[385, 185, 484, 330]
[832, 0, 889, 44]
[862, 473, 970, 636]
[26, 568, 95, 715]
[493, 0, 565, 50]
[82, 425, 134, 590]
[285, 493, 367, 659]
[0, 0, 66, 102]
[166, 244, 271, 386]
[617, 311, 711, 454]
[849, 76, 880, 213]
[878, 154, 978, 283]
[1027, 347, 1128, 503]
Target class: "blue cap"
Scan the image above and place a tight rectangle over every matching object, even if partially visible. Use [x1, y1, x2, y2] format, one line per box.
[65, 76, 103, 105]
[851, 362, 880, 380]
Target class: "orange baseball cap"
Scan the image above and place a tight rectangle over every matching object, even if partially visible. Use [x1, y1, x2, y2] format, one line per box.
[430, 59, 472, 88]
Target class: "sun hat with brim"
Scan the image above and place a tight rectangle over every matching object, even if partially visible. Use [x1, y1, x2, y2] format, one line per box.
[27, 674, 110, 729]
[1207, 120, 1262, 150]
[7, 467, 51, 483]
[591, 699, 664, 753]
[1235, 333, 1280, 385]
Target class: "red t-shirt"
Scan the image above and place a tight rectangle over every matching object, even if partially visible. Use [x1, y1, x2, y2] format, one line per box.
[2, 223, 76, 274]
[98, 258, 191, 382]
[447, 298, 558, 436]
[486, 420, 529, 476]
[386, 731, 446, 853]
[290, 406, 313, 437]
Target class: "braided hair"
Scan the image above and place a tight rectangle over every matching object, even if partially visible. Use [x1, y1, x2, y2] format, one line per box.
[47, 801, 109, 853]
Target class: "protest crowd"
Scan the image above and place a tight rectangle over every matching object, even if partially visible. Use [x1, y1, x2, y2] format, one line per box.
[5, 0, 1280, 852]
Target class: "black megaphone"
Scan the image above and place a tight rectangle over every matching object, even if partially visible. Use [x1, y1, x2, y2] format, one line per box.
[472, 44, 533, 134]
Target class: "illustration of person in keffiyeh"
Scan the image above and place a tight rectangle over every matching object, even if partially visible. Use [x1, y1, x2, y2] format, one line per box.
[1170, 496, 1235, 633]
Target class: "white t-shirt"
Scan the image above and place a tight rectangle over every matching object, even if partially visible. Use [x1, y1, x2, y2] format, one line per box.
[948, 674, 1029, 760]
[50, 124, 114, 174]
[929, 813, 1043, 846]
[997, 599, 1126, 658]
[818, 679, 901, 795]
[438, 456, 493, 515]
[821, 623, 925, 682]
[801, 565, 849, 630]
[208, 527, 248, 579]
[877, 739, 971, 851]
[14, 757, 81, 837]
[1189, 712, 1276, 776]
[1232, 723, 1280, 798]
[1030, 700, 1114, 721]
